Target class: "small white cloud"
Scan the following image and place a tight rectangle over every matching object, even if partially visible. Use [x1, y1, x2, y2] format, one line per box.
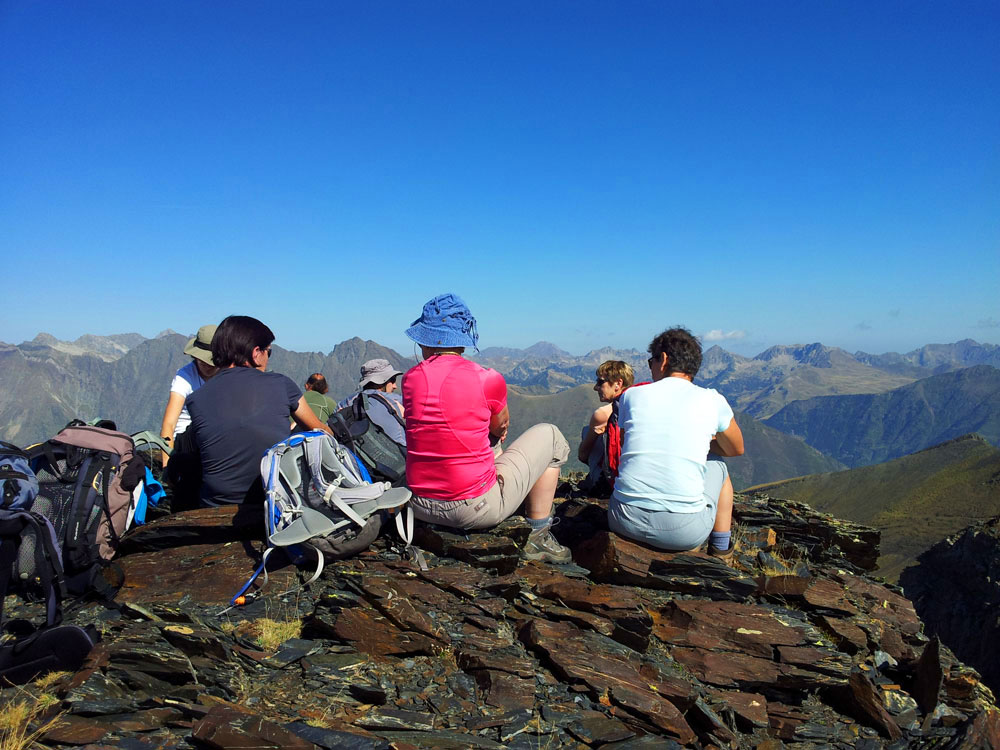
[703, 329, 748, 342]
[855, 321, 873, 331]
[976, 317, 1000, 329]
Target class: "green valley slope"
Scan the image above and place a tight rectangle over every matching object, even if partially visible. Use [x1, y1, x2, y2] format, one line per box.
[762, 365, 1000, 467]
[746, 434, 1000, 581]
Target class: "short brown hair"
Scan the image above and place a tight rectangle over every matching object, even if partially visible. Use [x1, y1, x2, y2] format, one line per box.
[596, 360, 634, 388]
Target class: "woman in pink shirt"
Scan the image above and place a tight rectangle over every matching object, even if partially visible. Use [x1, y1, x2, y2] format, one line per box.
[402, 294, 572, 564]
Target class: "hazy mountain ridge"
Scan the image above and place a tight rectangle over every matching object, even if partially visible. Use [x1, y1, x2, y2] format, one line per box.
[747, 434, 1000, 581]
[481, 339, 997, 419]
[25, 331, 148, 362]
[3, 331, 996, 490]
[0, 334, 413, 445]
[697, 343, 917, 418]
[855, 339, 1000, 375]
[763, 365, 1000, 468]
[473, 343, 647, 394]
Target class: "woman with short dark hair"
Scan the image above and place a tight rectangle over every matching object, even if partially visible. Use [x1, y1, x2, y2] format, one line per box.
[609, 327, 744, 562]
[185, 315, 332, 506]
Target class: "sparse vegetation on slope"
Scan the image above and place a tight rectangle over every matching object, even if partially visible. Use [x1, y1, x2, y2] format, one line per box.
[746, 434, 1000, 580]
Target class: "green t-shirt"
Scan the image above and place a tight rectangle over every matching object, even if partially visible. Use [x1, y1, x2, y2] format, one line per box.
[303, 389, 338, 423]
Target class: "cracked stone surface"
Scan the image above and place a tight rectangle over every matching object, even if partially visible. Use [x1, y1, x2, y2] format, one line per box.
[4, 490, 999, 749]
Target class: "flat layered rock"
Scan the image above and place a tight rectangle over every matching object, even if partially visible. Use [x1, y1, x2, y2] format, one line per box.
[573, 531, 757, 601]
[8, 489, 998, 750]
[521, 618, 697, 744]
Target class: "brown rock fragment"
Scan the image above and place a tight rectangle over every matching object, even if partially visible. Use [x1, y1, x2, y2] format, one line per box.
[709, 689, 769, 728]
[192, 705, 316, 750]
[821, 615, 868, 654]
[801, 578, 859, 615]
[521, 618, 696, 743]
[574, 531, 756, 601]
[956, 707, 1000, 750]
[766, 702, 810, 741]
[333, 607, 439, 657]
[41, 715, 110, 745]
[831, 671, 903, 740]
[471, 669, 535, 710]
[653, 599, 805, 658]
[912, 636, 943, 714]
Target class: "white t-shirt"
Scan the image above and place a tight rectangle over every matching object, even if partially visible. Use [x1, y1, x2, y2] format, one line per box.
[170, 361, 205, 436]
[613, 377, 734, 512]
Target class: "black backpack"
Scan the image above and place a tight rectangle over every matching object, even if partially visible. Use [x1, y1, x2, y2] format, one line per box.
[0, 487, 99, 684]
[329, 392, 407, 486]
[25, 422, 144, 595]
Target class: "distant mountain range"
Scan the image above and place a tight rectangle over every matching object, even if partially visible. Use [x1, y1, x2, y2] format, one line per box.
[763, 365, 1000, 467]
[0, 333, 411, 445]
[747, 434, 1000, 581]
[476, 338, 1000, 420]
[3, 331, 997, 491]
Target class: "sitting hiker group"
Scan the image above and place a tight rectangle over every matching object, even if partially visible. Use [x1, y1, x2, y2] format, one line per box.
[158, 296, 743, 565]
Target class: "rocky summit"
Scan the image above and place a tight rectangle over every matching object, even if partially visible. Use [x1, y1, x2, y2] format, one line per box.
[5, 490, 1000, 750]
[901, 516, 1000, 699]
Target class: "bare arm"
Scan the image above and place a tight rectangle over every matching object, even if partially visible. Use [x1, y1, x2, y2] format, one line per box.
[489, 406, 510, 443]
[293, 396, 333, 435]
[711, 417, 745, 457]
[578, 405, 611, 462]
[158, 392, 186, 466]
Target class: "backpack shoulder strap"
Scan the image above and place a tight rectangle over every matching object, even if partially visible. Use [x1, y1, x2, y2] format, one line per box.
[366, 392, 406, 429]
[0, 510, 66, 628]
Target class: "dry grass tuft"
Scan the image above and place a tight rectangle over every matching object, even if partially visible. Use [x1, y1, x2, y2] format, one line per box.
[0, 693, 66, 750]
[32, 672, 70, 692]
[244, 617, 303, 652]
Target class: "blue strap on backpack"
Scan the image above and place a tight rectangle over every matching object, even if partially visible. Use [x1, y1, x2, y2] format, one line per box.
[0, 441, 39, 510]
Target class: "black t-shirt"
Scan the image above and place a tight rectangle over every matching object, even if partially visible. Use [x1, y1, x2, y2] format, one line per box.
[186, 367, 302, 505]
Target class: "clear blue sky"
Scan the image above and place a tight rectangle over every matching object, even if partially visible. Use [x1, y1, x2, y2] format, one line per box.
[2, 1, 997, 358]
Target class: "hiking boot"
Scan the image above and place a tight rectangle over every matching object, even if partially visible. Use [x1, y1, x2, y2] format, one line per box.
[707, 543, 735, 565]
[523, 527, 572, 564]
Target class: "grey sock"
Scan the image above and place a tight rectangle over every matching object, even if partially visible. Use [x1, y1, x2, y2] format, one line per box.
[527, 516, 550, 532]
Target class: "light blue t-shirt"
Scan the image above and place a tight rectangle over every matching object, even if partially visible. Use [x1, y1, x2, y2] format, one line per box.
[613, 377, 734, 512]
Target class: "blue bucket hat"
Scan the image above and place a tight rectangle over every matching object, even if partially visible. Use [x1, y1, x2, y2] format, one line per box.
[405, 293, 479, 351]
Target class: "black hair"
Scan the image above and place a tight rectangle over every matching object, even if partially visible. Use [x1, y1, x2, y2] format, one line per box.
[362, 374, 398, 391]
[649, 327, 702, 377]
[212, 315, 275, 368]
[305, 373, 328, 394]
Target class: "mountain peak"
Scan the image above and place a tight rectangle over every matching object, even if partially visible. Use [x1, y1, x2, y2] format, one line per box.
[31, 332, 59, 346]
[524, 341, 570, 359]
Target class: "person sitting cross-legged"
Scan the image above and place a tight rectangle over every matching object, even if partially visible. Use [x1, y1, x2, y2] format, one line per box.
[608, 327, 744, 562]
[578, 360, 634, 495]
[402, 293, 572, 564]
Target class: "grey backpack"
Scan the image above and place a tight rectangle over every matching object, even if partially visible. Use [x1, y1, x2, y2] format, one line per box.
[232, 431, 417, 605]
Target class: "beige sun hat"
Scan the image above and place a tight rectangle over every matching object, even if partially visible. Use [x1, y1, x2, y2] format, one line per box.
[359, 358, 402, 388]
[183, 324, 217, 366]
